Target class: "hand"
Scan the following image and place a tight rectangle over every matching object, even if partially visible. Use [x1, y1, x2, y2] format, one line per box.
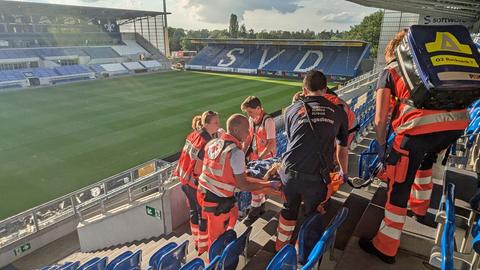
[338, 171, 349, 184]
[263, 162, 281, 180]
[374, 142, 387, 163]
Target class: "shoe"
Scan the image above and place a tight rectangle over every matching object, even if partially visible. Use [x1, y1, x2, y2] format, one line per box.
[358, 238, 396, 264]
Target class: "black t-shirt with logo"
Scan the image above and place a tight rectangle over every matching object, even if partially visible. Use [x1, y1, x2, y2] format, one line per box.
[282, 95, 348, 175]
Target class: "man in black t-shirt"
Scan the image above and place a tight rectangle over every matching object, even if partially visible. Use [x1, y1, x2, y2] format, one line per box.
[275, 70, 349, 251]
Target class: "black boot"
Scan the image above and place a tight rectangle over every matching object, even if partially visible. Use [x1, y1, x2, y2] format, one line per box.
[358, 238, 396, 264]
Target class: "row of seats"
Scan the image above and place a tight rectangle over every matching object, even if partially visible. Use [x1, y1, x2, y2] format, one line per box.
[189, 44, 368, 77]
[0, 47, 120, 60]
[0, 60, 169, 86]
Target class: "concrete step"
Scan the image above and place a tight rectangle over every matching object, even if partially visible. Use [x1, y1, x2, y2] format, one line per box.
[334, 190, 370, 250]
[335, 236, 430, 270]
[353, 202, 436, 258]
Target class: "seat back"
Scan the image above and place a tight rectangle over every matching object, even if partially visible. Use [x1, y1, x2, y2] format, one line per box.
[149, 242, 177, 270]
[113, 250, 142, 270]
[179, 258, 205, 270]
[158, 240, 189, 270]
[297, 213, 323, 265]
[266, 244, 297, 270]
[78, 258, 100, 270]
[84, 257, 107, 270]
[204, 256, 220, 270]
[217, 227, 252, 270]
[106, 251, 133, 270]
[209, 230, 237, 261]
[442, 183, 456, 270]
[301, 207, 349, 270]
[59, 261, 80, 270]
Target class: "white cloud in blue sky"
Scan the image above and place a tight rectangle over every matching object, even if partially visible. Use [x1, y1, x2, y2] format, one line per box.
[11, 0, 379, 32]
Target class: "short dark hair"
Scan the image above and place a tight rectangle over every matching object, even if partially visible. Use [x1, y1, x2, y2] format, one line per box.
[241, 96, 262, 111]
[303, 70, 327, 92]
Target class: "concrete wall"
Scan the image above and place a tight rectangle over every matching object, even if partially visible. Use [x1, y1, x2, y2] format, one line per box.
[77, 183, 189, 252]
[0, 218, 78, 268]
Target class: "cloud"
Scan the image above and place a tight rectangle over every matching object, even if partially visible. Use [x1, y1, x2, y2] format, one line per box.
[179, 0, 303, 24]
[319, 11, 355, 23]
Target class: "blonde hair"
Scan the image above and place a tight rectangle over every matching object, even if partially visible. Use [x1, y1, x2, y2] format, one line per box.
[192, 111, 219, 130]
[385, 29, 408, 61]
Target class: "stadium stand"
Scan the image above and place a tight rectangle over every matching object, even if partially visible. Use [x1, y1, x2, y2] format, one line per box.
[0, 1, 171, 90]
[187, 39, 370, 81]
[122, 62, 147, 72]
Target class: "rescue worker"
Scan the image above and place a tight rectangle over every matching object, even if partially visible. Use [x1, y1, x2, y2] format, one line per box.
[359, 30, 470, 264]
[274, 70, 350, 251]
[197, 114, 280, 251]
[241, 96, 277, 219]
[174, 111, 220, 255]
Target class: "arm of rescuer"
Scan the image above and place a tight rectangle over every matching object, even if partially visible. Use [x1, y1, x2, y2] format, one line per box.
[374, 88, 391, 146]
[258, 117, 277, 159]
[193, 144, 206, 178]
[336, 107, 349, 176]
[230, 148, 279, 195]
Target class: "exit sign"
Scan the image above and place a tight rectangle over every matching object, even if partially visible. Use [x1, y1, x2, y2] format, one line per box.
[146, 206, 162, 220]
[13, 243, 31, 256]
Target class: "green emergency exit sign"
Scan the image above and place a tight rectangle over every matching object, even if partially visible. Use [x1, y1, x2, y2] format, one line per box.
[146, 205, 162, 220]
[13, 243, 31, 256]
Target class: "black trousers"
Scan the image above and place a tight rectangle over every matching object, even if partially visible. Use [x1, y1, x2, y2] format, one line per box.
[280, 169, 328, 221]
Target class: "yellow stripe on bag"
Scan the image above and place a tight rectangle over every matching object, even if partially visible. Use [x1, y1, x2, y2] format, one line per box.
[430, 55, 479, 68]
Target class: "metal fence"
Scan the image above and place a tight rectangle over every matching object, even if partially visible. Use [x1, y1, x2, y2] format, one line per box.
[0, 158, 177, 249]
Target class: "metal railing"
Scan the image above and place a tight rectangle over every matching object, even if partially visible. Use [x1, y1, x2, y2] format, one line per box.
[337, 66, 382, 95]
[0, 158, 177, 249]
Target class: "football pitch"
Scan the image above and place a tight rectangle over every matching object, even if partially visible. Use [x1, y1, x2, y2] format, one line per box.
[0, 71, 316, 220]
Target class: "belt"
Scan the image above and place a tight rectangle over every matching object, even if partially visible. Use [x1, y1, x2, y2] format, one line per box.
[286, 168, 329, 184]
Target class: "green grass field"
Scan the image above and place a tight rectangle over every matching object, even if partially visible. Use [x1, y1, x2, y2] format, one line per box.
[0, 71, 312, 220]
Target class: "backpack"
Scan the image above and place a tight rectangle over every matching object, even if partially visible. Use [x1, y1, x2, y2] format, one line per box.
[395, 25, 480, 110]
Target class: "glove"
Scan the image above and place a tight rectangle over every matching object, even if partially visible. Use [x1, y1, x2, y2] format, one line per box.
[374, 142, 387, 163]
[339, 171, 349, 184]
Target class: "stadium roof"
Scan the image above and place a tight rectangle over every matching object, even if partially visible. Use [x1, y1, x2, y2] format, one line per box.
[0, 0, 170, 19]
[347, 0, 480, 20]
[188, 38, 368, 47]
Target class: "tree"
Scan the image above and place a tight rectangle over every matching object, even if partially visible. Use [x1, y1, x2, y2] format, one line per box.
[168, 27, 186, 52]
[229, 14, 239, 38]
[239, 24, 247, 38]
[346, 10, 384, 58]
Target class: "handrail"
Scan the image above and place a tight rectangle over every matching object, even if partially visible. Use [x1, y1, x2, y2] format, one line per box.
[442, 183, 456, 270]
[0, 158, 175, 249]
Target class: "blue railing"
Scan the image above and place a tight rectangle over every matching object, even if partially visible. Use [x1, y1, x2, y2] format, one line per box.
[442, 183, 456, 270]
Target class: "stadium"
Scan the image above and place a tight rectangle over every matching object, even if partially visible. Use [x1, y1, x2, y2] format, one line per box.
[0, 0, 479, 270]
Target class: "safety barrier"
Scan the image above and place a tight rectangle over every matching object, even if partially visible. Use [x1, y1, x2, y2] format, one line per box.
[0, 159, 176, 249]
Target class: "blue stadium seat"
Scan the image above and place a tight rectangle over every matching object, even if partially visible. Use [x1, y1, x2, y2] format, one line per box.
[148, 242, 177, 270]
[113, 250, 142, 270]
[204, 256, 220, 270]
[106, 251, 133, 270]
[189, 44, 368, 77]
[297, 213, 323, 265]
[216, 227, 252, 270]
[301, 207, 349, 270]
[209, 229, 237, 262]
[78, 257, 100, 270]
[179, 258, 204, 270]
[58, 261, 80, 270]
[84, 257, 107, 270]
[442, 183, 456, 270]
[158, 240, 189, 270]
[266, 244, 297, 270]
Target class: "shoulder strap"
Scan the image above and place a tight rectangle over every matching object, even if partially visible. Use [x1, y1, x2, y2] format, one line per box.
[300, 100, 331, 177]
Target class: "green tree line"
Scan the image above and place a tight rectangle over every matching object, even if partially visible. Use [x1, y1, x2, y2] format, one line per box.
[169, 10, 383, 58]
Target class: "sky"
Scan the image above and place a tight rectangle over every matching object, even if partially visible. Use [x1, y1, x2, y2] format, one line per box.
[12, 0, 379, 32]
